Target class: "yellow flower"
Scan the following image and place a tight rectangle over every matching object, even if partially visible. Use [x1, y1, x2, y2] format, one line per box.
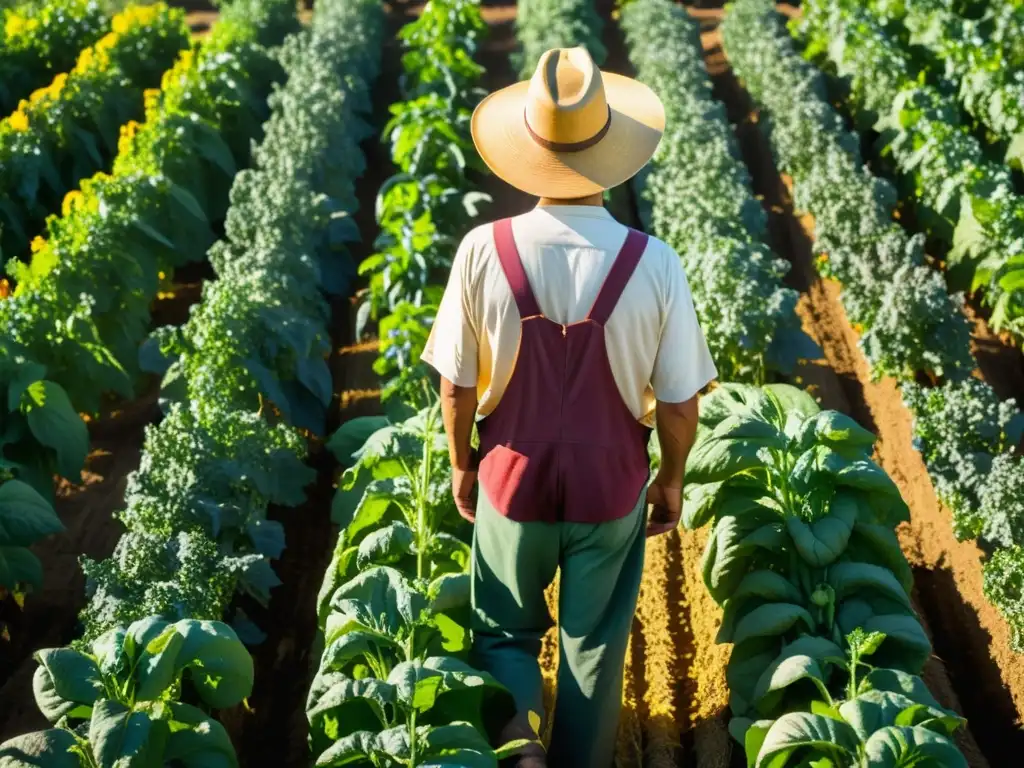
[117, 120, 141, 156]
[4, 13, 26, 37]
[0, 279, 10, 299]
[95, 31, 118, 52]
[30, 236, 46, 254]
[111, 12, 129, 35]
[62, 190, 84, 217]
[143, 88, 161, 113]
[8, 110, 28, 132]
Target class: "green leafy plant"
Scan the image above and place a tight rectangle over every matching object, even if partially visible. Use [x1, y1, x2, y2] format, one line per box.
[309, 406, 532, 766]
[0, 478, 63, 614]
[723, 0, 974, 384]
[0, 2, 190, 259]
[0, 617, 254, 766]
[734, 629, 967, 767]
[0, 0, 297, 517]
[796, 0, 1024, 343]
[683, 384, 931, 716]
[515, 0, 606, 76]
[725, 0, 1024, 656]
[80, 0, 385, 640]
[0, 0, 107, 114]
[621, 0, 819, 383]
[356, 0, 490, 404]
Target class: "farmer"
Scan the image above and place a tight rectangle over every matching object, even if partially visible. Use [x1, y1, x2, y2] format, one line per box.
[421, 47, 718, 768]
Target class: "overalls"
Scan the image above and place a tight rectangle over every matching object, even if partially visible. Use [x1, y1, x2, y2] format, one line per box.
[471, 218, 651, 767]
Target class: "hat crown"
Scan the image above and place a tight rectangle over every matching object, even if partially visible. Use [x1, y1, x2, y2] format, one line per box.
[525, 47, 609, 147]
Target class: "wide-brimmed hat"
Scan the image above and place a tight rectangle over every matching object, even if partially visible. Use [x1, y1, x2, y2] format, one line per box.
[471, 46, 665, 199]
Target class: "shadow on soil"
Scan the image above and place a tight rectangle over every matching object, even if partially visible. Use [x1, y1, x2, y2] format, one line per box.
[913, 564, 1024, 759]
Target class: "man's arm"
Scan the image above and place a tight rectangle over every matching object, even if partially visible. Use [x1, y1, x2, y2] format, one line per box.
[646, 395, 700, 537]
[440, 376, 479, 521]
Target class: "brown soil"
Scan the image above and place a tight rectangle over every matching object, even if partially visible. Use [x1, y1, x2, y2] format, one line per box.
[704, 15, 1022, 766]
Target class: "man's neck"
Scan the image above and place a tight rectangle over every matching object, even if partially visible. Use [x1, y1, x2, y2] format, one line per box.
[536, 192, 605, 208]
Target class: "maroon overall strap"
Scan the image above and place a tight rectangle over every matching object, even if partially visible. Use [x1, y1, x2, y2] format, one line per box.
[493, 218, 542, 318]
[587, 228, 649, 325]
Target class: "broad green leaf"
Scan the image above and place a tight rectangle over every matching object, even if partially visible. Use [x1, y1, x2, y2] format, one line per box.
[751, 636, 846, 716]
[828, 563, 912, 611]
[314, 729, 376, 766]
[849, 521, 914, 593]
[751, 654, 830, 716]
[755, 712, 859, 767]
[728, 638, 780, 716]
[319, 631, 393, 675]
[134, 623, 186, 703]
[731, 571, 804, 605]
[163, 701, 238, 767]
[327, 417, 391, 466]
[686, 433, 767, 484]
[732, 603, 816, 646]
[839, 690, 925, 741]
[682, 480, 724, 530]
[330, 566, 428, 638]
[422, 722, 493, 754]
[0, 728, 79, 767]
[0, 546, 43, 590]
[837, 613, 931, 673]
[699, 383, 763, 426]
[307, 673, 393, 746]
[764, 384, 821, 420]
[429, 573, 471, 615]
[862, 725, 967, 767]
[174, 620, 254, 709]
[863, 669, 942, 710]
[0, 480, 62, 547]
[807, 411, 876, 449]
[786, 493, 857, 567]
[19, 382, 88, 481]
[89, 699, 168, 767]
[333, 478, 399, 538]
[704, 513, 785, 603]
[357, 522, 415, 569]
[32, 649, 104, 722]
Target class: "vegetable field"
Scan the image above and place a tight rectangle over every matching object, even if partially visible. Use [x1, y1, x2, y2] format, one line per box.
[0, 0, 1022, 766]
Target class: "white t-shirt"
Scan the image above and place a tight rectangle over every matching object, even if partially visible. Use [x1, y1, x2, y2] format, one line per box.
[421, 205, 718, 425]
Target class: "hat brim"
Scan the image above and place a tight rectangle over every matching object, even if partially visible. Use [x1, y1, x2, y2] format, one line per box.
[471, 72, 666, 199]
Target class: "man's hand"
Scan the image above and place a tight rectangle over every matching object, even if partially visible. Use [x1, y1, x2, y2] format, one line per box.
[646, 478, 682, 538]
[452, 466, 478, 522]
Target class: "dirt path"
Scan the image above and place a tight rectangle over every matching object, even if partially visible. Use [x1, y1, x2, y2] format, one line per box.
[702, 13, 1020, 765]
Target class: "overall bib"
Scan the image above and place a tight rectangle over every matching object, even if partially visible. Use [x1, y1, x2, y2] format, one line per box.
[472, 218, 652, 767]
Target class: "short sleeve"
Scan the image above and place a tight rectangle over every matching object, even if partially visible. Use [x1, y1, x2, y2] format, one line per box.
[421, 233, 479, 388]
[650, 247, 718, 403]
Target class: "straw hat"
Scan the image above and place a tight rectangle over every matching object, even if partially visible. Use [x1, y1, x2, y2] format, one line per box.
[471, 47, 665, 199]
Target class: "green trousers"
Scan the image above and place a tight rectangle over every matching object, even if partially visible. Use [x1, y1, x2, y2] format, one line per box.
[470, 486, 647, 768]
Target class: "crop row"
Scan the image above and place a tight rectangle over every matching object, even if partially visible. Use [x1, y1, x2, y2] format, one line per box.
[0, 0, 294, 634]
[622, 0, 815, 385]
[354, 0, 489, 405]
[723, 0, 1024, 657]
[621, 2, 968, 765]
[0, 3, 189, 259]
[515, 0, 606, 77]
[305, 2, 533, 765]
[795, 0, 1024, 345]
[0, 0, 386, 764]
[0, 0, 108, 114]
[866, 0, 1024, 170]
